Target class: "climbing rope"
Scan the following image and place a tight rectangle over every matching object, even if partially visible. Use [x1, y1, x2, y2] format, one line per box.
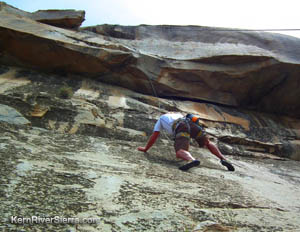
[146, 76, 179, 157]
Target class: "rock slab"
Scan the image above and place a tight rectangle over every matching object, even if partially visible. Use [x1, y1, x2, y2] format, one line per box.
[0, 1, 85, 29]
[0, 103, 30, 125]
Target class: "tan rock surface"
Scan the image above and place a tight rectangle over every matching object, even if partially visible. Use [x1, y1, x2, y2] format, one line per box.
[0, 1, 85, 29]
[32, 9, 85, 29]
[1, 3, 300, 117]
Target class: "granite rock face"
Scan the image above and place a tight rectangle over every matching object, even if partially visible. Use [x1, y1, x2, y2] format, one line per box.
[1, 3, 300, 231]
[1, 3, 300, 117]
[0, 65, 300, 232]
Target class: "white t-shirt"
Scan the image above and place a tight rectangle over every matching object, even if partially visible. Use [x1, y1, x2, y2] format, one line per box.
[153, 113, 184, 135]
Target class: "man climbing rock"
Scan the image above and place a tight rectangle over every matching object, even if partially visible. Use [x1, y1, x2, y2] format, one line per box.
[138, 112, 235, 171]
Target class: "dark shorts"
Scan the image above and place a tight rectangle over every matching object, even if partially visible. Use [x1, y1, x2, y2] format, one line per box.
[174, 120, 207, 152]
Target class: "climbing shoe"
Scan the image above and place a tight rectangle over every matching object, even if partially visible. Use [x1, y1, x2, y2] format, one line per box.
[221, 160, 235, 171]
[179, 160, 200, 171]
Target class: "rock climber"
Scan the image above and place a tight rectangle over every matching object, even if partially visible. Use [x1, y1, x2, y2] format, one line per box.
[137, 112, 235, 171]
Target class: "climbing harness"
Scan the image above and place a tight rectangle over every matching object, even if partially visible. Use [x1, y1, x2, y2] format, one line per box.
[195, 130, 204, 139]
[187, 113, 204, 126]
[186, 113, 206, 138]
[172, 117, 191, 139]
[175, 132, 190, 139]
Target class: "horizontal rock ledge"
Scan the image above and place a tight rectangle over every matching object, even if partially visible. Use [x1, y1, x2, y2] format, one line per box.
[0, 1, 85, 29]
[1, 7, 300, 118]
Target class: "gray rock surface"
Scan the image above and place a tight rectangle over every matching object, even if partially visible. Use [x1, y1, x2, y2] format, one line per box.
[0, 1, 31, 18]
[1, 3, 300, 231]
[0, 103, 30, 125]
[0, 120, 300, 231]
[0, 65, 299, 231]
